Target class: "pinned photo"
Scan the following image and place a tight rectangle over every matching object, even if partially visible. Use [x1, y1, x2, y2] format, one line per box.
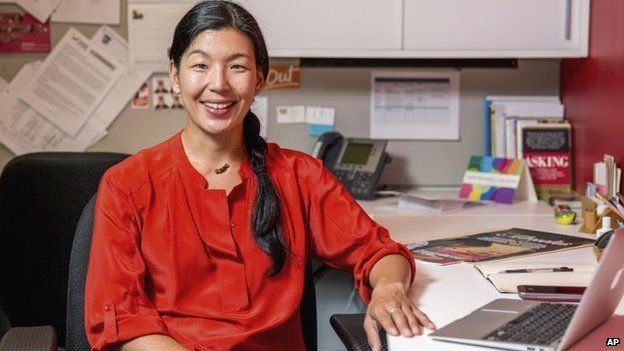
[131, 81, 149, 109]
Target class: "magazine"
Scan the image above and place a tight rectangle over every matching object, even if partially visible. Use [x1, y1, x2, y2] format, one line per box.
[407, 228, 593, 265]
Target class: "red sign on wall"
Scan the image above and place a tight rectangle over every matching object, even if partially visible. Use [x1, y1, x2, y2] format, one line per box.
[0, 12, 50, 53]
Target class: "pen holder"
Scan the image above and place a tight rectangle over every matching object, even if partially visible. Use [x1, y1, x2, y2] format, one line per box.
[579, 196, 598, 234]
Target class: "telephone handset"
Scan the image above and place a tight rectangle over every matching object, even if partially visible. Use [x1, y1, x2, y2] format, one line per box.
[312, 132, 388, 200]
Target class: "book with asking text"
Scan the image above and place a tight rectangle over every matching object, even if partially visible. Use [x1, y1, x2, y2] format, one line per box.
[517, 122, 572, 199]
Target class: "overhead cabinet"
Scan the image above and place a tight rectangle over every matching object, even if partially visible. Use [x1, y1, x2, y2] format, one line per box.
[237, 0, 403, 55]
[239, 0, 589, 58]
[403, 0, 590, 58]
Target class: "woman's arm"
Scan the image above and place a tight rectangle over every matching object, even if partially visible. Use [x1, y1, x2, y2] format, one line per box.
[365, 254, 436, 351]
[120, 335, 188, 351]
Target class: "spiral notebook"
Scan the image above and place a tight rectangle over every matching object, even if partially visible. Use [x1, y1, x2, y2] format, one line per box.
[473, 261, 596, 293]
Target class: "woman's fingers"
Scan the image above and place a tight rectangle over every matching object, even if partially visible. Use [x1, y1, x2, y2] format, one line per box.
[411, 304, 436, 330]
[386, 303, 414, 337]
[364, 314, 382, 351]
[401, 303, 422, 335]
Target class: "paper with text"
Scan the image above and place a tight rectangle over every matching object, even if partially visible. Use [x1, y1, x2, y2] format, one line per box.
[90, 26, 152, 127]
[52, 0, 120, 24]
[16, 0, 62, 23]
[19, 27, 124, 137]
[251, 96, 268, 138]
[128, 1, 194, 72]
[370, 71, 459, 140]
[0, 62, 105, 155]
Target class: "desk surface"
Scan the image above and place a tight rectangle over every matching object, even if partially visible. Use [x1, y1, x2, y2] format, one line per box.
[358, 196, 624, 351]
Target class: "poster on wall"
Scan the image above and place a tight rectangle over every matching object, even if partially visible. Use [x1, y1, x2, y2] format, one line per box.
[0, 12, 50, 53]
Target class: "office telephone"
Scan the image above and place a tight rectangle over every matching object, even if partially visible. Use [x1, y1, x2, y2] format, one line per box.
[312, 132, 388, 200]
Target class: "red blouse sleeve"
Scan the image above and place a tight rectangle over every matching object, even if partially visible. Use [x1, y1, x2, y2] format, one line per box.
[84, 171, 169, 350]
[305, 160, 415, 303]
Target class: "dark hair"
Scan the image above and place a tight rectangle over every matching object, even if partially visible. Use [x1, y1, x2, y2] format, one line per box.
[169, 1, 286, 276]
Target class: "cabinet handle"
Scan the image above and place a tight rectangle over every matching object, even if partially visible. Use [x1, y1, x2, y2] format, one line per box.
[564, 0, 572, 40]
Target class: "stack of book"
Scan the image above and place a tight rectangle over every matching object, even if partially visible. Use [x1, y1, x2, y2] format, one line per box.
[484, 96, 572, 199]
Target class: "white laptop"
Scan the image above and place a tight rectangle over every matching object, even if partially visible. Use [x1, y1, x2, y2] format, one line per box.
[430, 229, 624, 351]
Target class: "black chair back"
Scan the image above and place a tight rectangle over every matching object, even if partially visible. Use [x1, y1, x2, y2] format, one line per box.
[0, 152, 129, 347]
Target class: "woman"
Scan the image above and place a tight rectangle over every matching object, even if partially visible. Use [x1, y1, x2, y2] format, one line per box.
[84, 1, 434, 350]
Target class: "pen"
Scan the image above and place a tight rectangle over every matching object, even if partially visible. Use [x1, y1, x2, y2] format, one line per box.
[500, 267, 574, 274]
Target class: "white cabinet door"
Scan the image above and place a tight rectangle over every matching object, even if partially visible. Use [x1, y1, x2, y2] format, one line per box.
[403, 0, 589, 57]
[237, 0, 403, 56]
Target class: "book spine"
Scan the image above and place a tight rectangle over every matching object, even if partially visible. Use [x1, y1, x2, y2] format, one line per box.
[484, 99, 492, 156]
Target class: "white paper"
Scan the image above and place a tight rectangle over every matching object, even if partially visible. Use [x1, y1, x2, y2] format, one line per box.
[128, 1, 195, 72]
[52, 0, 120, 24]
[276, 105, 306, 124]
[370, 71, 460, 140]
[90, 26, 152, 126]
[19, 27, 125, 137]
[0, 62, 104, 155]
[251, 95, 268, 138]
[16, 0, 63, 23]
[305, 106, 335, 125]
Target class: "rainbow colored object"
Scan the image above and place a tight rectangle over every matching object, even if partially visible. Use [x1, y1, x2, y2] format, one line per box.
[459, 156, 524, 204]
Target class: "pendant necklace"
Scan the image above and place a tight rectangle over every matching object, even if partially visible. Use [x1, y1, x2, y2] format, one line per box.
[214, 163, 230, 174]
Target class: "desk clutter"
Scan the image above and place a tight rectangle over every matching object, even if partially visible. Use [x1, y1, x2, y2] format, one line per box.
[473, 261, 595, 294]
[575, 154, 623, 260]
[484, 96, 572, 201]
[406, 228, 593, 266]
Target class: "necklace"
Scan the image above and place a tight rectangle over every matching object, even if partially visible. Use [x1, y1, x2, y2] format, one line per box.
[214, 163, 230, 174]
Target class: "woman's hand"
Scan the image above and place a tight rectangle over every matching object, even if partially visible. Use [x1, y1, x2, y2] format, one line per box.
[364, 250, 437, 351]
[364, 281, 435, 351]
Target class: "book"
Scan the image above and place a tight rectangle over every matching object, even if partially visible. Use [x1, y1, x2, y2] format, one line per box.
[517, 122, 572, 199]
[406, 228, 594, 265]
[473, 261, 596, 293]
[484, 96, 562, 157]
[458, 155, 537, 204]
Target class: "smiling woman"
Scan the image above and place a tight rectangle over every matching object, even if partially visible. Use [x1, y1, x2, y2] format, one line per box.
[83, 2, 433, 351]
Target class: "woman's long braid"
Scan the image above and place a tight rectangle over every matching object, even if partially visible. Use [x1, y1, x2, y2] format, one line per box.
[243, 111, 287, 276]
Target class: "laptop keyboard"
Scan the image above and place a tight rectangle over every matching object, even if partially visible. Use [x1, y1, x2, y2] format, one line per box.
[483, 303, 578, 345]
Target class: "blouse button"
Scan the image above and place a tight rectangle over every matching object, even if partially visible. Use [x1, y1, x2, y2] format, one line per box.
[230, 222, 235, 228]
[104, 304, 112, 312]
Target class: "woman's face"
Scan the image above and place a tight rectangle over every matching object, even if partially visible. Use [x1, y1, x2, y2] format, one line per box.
[170, 28, 264, 137]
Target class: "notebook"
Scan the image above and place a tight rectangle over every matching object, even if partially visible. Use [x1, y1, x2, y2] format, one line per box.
[473, 261, 596, 293]
[430, 229, 624, 351]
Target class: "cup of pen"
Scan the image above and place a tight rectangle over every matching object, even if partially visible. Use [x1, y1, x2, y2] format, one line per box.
[554, 205, 576, 225]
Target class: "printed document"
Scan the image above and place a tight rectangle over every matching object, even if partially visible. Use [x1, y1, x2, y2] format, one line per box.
[19, 27, 124, 137]
[128, 1, 194, 72]
[0, 62, 105, 155]
[16, 0, 63, 23]
[370, 71, 459, 140]
[52, 0, 120, 25]
[90, 26, 152, 128]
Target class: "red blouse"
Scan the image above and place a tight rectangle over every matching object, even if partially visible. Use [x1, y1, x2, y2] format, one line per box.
[85, 132, 415, 351]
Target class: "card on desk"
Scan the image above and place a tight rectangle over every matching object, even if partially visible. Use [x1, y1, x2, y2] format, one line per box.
[459, 155, 537, 204]
[473, 261, 595, 293]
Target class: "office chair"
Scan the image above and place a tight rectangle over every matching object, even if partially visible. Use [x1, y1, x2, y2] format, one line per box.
[330, 314, 387, 351]
[0, 152, 129, 350]
[0, 153, 318, 351]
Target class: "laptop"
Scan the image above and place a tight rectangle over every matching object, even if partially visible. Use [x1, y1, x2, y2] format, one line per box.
[430, 229, 624, 351]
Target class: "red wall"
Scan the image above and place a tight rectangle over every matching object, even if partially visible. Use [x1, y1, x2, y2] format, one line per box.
[561, 0, 624, 192]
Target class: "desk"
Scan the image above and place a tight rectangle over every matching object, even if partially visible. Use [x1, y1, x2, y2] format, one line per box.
[359, 196, 624, 351]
